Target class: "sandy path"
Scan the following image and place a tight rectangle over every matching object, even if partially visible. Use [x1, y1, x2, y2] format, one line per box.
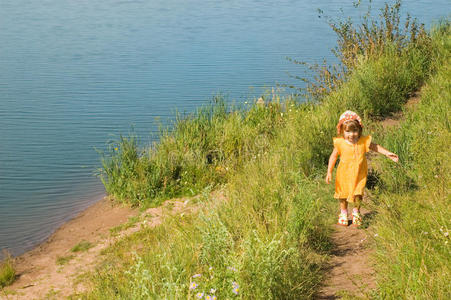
[1, 196, 200, 299]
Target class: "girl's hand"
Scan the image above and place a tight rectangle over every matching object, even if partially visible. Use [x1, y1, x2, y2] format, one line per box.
[326, 172, 332, 184]
[387, 153, 399, 163]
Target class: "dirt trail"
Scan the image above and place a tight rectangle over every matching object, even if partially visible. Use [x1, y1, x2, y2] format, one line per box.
[315, 206, 377, 299]
[315, 92, 421, 299]
[1, 196, 202, 299]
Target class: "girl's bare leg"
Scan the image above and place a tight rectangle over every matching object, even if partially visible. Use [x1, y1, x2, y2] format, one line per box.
[339, 199, 348, 212]
[353, 196, 362, 213]
[352, 196, 363, 226]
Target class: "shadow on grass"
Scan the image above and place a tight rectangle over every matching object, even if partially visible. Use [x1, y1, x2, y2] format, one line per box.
[361, 211, 378, 229]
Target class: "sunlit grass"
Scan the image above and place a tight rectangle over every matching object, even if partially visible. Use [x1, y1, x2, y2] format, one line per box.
[0, 254, 15, 289]
[88, 2, 450, 299]
[56, 255, 75, 265]
[369, 23, 451, 298]
[109, 216, 140, 236]
[71, 240, 94, 253]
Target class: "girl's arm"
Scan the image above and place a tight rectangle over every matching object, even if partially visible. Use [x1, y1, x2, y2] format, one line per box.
[369, 143, 399, 162]
[326, 148, 339, 184]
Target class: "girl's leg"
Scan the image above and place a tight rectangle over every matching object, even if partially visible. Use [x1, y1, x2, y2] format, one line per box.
[352, 196, 362, 214]
[352, 196, 363, 226]
[339, 199, 348, 214]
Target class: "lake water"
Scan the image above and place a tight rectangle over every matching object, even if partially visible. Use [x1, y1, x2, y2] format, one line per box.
[0, 0, 449, 257]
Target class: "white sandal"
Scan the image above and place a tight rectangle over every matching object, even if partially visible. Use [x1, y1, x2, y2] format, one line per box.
[352, 212, 363, 226]
[338, 213, 348, 226]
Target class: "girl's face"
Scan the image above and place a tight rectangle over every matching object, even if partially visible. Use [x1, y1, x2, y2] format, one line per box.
[343, 128, 359, 144]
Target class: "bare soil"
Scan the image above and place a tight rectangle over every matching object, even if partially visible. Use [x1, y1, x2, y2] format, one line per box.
[315, 206, 377, 299]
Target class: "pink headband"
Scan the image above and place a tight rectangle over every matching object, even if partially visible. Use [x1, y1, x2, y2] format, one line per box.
[336, 110, 363, 134]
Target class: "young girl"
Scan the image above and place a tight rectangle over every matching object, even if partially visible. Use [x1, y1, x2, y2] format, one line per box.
[326, 111, 399, 226]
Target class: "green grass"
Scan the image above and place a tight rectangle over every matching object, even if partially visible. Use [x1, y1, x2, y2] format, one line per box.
[71, 240, 94, 253]
[56, 255, 75, 265]
[368, 22, 451, 299]
[109, 216, 140, 236]
[86, 2, 450, 299]
[0, 255, 15, 289]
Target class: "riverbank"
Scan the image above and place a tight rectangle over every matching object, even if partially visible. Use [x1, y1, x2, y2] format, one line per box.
[2, 197, 138, 298]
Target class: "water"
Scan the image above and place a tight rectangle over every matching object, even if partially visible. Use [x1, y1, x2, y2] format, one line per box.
[0, 0, 449, 257]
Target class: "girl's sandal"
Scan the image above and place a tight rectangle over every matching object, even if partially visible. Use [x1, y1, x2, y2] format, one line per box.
[352, 212, 363, 226]
[338, 213, 348, 226]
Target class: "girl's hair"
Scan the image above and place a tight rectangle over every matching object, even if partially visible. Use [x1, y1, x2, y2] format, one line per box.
[338, 119, 362, 137]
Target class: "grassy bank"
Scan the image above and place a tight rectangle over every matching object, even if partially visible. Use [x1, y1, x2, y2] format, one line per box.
[369, 22, 450, 299]
[88, 2, 449, 299]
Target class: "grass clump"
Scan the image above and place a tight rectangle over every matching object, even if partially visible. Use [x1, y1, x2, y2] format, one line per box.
[109, 216, 140, 236]
[83, 173, 334, 299]
[71, 240, 94, 253]
[56, 255, 75, 266]
[0, 254, 15, 289]
[290, 0, 432, 105]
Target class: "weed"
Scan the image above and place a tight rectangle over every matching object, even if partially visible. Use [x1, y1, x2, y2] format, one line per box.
[71, 240, 94, 253]
[109, 216, 140, 236]
[0, 253, 15, 288]
[56, 255, 75, 265]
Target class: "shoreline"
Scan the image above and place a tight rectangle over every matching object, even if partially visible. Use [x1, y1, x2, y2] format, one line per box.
[4, 196, 138, 298]
[1, 192, 108, 261]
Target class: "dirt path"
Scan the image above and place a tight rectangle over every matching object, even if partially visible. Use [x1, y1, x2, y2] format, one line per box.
[315, 206, 376, 299]
[1, 196, 202, 299]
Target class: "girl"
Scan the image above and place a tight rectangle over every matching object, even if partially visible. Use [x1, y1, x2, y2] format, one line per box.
[326, 111, 399, 226]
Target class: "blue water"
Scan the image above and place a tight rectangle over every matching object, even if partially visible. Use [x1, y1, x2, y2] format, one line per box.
[0, 0, 449, 257]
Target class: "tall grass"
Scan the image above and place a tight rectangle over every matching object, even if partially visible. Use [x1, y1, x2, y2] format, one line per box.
[0, 253, 15, 289]
[89, 101, 339, 298]
[99, 95, 291, 207]
[90, 2, 449, 298]
[369, 21, 450, 298]
[99, 0, 436, 207]
[289, 0, 432, 104]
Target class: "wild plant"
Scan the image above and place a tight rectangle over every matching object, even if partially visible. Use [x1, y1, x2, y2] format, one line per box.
[0, 252, 15, 288]
[287, 0, 432, 102]
[329, 0, 429, 71]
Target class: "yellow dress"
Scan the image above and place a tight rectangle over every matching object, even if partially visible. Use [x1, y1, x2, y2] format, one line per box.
[333, 135, 372, 202]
